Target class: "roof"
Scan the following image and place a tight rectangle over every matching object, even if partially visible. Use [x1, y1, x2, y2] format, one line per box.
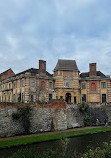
[80, 71, 106, 78]
[54, 59, 79, 71]
[0, 68, 15, 82]
[15, 68, 53, 77]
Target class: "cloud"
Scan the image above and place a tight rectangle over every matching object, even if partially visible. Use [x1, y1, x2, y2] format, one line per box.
[0, 0, 111, 76]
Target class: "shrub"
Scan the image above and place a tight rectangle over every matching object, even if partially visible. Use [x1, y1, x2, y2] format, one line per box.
[79, 102, 89, 112]
[1, 147, 73, 158]
[82, 142, 111, 158]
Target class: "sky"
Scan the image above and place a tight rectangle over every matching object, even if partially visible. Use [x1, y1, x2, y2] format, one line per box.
[0, 0, 111, 75]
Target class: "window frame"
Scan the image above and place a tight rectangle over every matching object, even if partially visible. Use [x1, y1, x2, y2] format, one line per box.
[101, 82, 106, 89]
[31, 79, 35, 87]
[22, 79, 25, 87]
[82, 83, 86, 89]
[49, 82, 52, 89]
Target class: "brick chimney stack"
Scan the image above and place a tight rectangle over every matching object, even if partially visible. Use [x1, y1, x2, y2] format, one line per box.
[89, 63, 97, 78]
[39, 60, 46, 75]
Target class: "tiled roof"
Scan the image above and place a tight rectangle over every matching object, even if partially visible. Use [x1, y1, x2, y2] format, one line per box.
[54, 59, 79, 71]
[15, 68, 53, 77]
[80, 71, 106, 78]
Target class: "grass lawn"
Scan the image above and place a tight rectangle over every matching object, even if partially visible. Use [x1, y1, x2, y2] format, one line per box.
[0, 126, 111, 148]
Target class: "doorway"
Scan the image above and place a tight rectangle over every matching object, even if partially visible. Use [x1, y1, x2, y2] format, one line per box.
[102, 94, 106, 103]
[65, 93, 71, 103]
[74, 97, 77, 104]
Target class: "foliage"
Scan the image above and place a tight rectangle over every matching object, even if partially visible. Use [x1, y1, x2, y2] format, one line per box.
[79, 102, 89, 112]
[12, 105, 32, 134]
[1, 147, 73, 158]
[84, 116, 90, 126]
[60, 137, 70, 155]
[81, 142, 111, 158]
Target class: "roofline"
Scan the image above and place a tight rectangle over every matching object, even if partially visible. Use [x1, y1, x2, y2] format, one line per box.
[0, 68, 15, 76]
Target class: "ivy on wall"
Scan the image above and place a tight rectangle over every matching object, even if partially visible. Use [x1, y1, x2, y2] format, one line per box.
[12, 105, 32, 134]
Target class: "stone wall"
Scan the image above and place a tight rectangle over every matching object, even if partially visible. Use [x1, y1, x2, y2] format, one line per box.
[0, 103, 111, 137]
[0, 106, 67, 137]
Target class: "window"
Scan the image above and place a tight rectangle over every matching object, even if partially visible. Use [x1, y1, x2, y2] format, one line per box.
[31, 80, 35, 87]
[22, 93, 24, 102]
[49, 82, 52, 88]
[18, 93, 21, 102]
[101, 82, 106, 89]
[5, 84, 7, 90]
[5, 95, 7, 102]
[49, 94, 52, 101]
[13, 94, 15, 102]
[9, 95, 10, 102]
[22, 80, 25, 87]
[13, 82, 16, 89]
[82, 94, 86, 102]
[82, 83, 86, 89]
[66, 78, 70, 88]
[74, 97, 77, 104]
[31, 95, 34, 102]
[9, 83, 11, 89]
[2, 96, 3, 102]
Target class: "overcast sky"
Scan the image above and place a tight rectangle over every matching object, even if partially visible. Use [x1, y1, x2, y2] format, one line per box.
[0, 0, 111, 75]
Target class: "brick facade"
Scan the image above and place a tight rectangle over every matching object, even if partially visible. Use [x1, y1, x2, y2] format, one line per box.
[0, 60, 111, 104]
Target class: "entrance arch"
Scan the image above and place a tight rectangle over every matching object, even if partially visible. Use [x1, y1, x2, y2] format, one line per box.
[65, 93, 71, 103]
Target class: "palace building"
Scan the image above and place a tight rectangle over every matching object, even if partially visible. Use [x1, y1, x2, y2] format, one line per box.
[0, 60, 53, 103]
[80, 63, 111, 103]
[53, 59, 80, 104]
[0, 59, 111, 104]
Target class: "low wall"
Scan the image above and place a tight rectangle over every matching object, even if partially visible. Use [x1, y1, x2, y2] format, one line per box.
[0, 102, 111, 137]
[0, 102, 67, 137]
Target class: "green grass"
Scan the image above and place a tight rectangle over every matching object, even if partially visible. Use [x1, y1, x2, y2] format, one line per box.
[1, 127, 111, 148]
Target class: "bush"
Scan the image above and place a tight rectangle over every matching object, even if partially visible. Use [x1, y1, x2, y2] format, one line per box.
[1, 147, 73, 158]
[82, 142, 111, 158]
[79, 102, 89, 112]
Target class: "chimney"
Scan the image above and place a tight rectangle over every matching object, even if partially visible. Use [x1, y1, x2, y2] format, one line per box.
[39, 60, 46, 75]
[89, 63, 97, 78]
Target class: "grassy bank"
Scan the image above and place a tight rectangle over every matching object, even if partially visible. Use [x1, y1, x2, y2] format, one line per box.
[0, 126, 111, 148]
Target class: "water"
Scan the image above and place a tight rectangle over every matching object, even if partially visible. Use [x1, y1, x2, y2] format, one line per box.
[1, 131, 111, 157]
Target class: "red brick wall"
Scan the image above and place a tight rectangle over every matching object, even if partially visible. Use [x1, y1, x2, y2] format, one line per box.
[0, 101, 66, 109]
[89, 81, 98, 92]
[0, 69, 15, 82]
[39, 60, 46, 74]
[89, 63, 97, 77]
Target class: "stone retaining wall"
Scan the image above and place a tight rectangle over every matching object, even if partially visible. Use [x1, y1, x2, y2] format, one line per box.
[0, 103, 111, 137]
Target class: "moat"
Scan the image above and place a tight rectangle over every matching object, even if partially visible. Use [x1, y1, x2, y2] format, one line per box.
[1, 131, 111, 157]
